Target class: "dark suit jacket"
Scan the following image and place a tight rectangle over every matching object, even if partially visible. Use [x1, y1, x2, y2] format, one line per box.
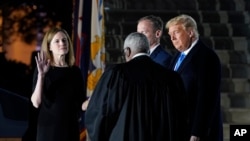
[169, 39, 223, 141]
[150, 45, 172, 68]
[85, 55, 188, 141]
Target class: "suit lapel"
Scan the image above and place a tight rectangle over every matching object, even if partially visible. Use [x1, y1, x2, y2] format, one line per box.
[174, 39, 202, 72]
[170, 53, 180, 70]
[150, 45, 161, 59]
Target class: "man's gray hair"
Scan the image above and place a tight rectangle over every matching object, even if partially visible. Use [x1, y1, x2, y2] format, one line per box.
[123, 32, 149, 53]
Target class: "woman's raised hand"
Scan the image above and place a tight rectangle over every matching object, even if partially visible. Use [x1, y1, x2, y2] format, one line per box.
[35, 51, 50, 76]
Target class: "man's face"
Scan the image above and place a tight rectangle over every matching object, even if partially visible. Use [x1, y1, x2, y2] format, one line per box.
[168, 24, 192, 52]
[137, 20, 158, 48]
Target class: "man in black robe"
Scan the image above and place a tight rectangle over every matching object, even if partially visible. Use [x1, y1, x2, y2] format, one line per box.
[84, 32, 188, 141]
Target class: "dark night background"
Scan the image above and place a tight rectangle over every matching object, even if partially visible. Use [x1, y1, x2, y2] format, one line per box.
[0, 0, 74, 140]
[1, 0, 250, 140]
[0, 0, 73, 97]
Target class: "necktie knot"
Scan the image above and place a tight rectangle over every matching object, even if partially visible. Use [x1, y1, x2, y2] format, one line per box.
[174, 53, 186, 71]
[179, 53, 185, 61]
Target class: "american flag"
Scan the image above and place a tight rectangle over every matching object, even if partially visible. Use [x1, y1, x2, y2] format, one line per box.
[73, 0, 105, 140]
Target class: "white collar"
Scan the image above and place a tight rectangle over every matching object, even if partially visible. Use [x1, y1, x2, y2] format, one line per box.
[132, 53, 149, 59]
[149, 43, 160, 54]
[182, 38, 198, 55]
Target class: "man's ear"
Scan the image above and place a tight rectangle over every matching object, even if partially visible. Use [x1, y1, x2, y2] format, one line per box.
[125, 47, 131, 58]
[188, 29, 194, 38]
[155, 30, 162, 38]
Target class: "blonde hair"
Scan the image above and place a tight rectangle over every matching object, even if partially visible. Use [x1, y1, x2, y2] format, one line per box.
[41, 27, 75, 66]
[166, 14, 199, 38]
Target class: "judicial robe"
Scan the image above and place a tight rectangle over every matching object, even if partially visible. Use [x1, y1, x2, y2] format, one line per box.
[85, 55, 188, 141]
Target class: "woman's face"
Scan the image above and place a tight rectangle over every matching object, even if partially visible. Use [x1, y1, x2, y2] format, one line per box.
[49, 31, 69, 56]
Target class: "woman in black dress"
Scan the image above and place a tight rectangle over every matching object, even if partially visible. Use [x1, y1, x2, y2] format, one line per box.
[31, 27, 86, 141]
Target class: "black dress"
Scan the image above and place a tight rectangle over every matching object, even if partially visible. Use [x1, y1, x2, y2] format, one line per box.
[32, 66, 85, 141]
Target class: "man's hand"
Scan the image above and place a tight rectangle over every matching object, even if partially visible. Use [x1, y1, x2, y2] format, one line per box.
[190, 136, 200, 141]
[82, 98, 90, 111]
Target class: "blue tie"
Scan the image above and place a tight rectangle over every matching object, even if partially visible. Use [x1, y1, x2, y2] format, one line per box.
[174, 53, 186, 71]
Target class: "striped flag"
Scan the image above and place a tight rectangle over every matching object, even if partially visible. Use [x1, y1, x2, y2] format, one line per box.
[87, 0, 105, 97]
[73, 0, 105, 140]
[73, 0, 91, 82]
[73, 0, 91, 141]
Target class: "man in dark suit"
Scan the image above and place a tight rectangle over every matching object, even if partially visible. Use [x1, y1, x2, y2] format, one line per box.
[84, 32, 188, 141]
[137, 15, 172, 68]
[166, 14, 223, 141]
